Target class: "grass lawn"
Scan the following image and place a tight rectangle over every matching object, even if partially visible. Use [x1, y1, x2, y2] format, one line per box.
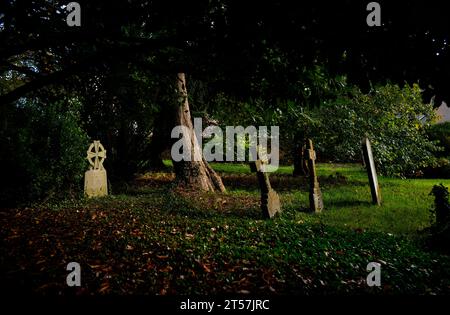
[210, 161, 448, 235]
[1, 162, 449, 295]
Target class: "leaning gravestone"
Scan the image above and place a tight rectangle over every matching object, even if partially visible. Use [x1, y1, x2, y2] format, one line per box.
[250, 147, 281, 219]
[84, 140, 108, 198]
[305, 139, 323, 213]
[361, 138, 381, 206]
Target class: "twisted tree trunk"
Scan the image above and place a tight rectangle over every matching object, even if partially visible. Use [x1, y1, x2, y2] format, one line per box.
[172, 73, 226, 192]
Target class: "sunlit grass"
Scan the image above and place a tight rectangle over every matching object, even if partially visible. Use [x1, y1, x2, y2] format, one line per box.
[165, 160, 450, 235]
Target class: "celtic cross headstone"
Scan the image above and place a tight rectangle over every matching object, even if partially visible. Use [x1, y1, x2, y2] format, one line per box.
[84, 140, 108, 198]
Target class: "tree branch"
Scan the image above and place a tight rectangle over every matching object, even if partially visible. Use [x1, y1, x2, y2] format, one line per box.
[0, 63, 39, 77]
[0, 56, 101, 105]
[0, 39, 183, 105]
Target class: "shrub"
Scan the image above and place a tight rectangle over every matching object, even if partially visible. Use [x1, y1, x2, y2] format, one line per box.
[423, 157, 450, 179]
[316, 83, 438, 177]
[0, 97, 89, 206]
[427, 122, 450, 157]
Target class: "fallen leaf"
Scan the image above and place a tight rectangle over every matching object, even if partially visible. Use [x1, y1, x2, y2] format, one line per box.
[160, 266, 173, 272]
[98, 281, 110, 293]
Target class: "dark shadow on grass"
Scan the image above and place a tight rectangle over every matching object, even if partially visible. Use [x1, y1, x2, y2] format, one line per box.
[282, 200, 372, 214]
[120, 186, 172, 197]
[159, 190, 263, 220]
[221, 173, 307, 192]
[297, 207, 314, 213]
[222, 173, 368, 192]
[164, 206, 264, 220]
[129, 170, 369, 194]
[325, 200, 373, 208]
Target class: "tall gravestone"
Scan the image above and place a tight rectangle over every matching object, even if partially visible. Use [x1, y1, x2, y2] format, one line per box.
[305, 139, 323, 213]
[250, 147, 281, 219]
[84, 140, 108, 198]
[361, 138, 381, 206]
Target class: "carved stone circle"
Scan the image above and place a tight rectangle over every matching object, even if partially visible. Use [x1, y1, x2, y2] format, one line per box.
[87, 140, 107, 170]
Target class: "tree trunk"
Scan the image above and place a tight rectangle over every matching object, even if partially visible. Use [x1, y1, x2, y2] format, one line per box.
[172, 73, 226, 192]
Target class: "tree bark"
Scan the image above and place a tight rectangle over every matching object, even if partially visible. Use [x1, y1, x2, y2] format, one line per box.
[172, 73, 226, 192]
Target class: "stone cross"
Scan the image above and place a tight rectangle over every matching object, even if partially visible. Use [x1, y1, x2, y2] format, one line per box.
[250, 146, 281, 219]
[305, 139, 323, 213]
[84, 140, 108, 198]
[361, 138, 381, 206]
[87, 140, 107, 170]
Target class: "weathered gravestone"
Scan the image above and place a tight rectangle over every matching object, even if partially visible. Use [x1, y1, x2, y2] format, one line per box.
[250, 147, 281, 219]
[84, 140, 108, 198]
[305, 139, 323, 213]
[361, 138, 381, 205]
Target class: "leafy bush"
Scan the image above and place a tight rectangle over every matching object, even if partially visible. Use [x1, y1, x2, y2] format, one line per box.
[0, 97, 89, 205]
[201, 80, 438, 178]
[427, 122, 450, 157]
[423, 157, 450, 178]
[423, 123, 450, 178]
[316, 83, 438, 177]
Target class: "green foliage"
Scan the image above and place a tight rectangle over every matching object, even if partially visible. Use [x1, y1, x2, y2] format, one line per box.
[427, 122, 450, 157]
[78, 64, 163, 179]
[424, 123, 450, 177]
[316, 83, 438, 177]
[0, 97, 89, 205]
[199, 66, 345, 165]
[423, 157, 450, 178]
[198, 78, 438, 177]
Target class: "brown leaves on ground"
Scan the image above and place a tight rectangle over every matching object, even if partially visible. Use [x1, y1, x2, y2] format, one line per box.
[0, 170, 280, 295]
[0, 170, 380, 295]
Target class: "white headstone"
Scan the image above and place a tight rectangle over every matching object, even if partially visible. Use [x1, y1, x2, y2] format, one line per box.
[84, 140, 108, 198]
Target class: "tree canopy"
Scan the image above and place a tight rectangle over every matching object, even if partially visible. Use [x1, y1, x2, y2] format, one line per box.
[1, 0, 449, 104]
[1, 0, 449, 204]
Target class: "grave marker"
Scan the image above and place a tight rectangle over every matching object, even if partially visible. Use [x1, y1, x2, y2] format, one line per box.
[305, 139, 323, 213]
[250, 147, 281, 218]
[84, 140, 108, 198]
[361, 138, 381, 205]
